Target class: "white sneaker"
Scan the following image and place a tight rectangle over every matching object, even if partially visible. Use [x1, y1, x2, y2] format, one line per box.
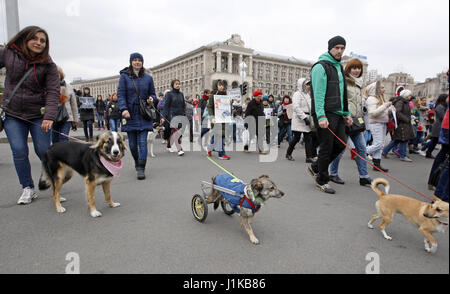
[166, 147, 176, 153]
[17, 187, 37, 205]
[418, 150, 426, 156]
[400, 157, 413, 162]
[178, 150, 185, 156]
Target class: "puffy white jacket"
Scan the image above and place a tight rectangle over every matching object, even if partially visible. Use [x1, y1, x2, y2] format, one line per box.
[291, 78, 312, 133]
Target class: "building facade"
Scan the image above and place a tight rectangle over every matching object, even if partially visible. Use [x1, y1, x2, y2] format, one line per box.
[413, 71, 449, 102]
[150, 34, 314, 99]
[381, 72, 415, 98]
[71, 75, 120, 99]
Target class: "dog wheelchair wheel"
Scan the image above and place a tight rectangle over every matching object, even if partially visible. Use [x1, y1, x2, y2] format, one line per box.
[221, 199, 235, 216]
[192, 194, 208, 222]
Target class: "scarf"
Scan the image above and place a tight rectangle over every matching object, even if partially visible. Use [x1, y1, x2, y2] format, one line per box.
[100, 156, 122, 177]
[349, 75, 364, 88]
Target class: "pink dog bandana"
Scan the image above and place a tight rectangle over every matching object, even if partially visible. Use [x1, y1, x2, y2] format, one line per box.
[100, 156, 122, 177]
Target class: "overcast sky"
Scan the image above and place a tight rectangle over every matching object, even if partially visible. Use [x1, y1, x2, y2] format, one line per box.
[1, 0, 449, 83]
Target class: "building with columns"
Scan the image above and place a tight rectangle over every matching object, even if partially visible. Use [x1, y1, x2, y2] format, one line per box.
[71, 75, 120, 99]
[150, 34, 314, 98]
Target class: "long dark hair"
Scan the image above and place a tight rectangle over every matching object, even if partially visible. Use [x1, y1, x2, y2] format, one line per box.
[7, 26, 50, 64]
[435, 94, 448, 108]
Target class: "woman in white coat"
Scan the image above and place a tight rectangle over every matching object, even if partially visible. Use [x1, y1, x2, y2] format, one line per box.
[286, 78, 317, 162]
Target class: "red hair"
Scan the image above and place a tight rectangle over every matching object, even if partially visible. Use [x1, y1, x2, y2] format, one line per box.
[344, 58, 364, 78]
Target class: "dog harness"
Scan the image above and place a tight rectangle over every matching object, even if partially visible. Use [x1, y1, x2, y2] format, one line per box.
[214, 174, 260, 214]
[99, 156, 123, 177]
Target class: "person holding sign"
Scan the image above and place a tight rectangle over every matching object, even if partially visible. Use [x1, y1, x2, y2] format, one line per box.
[78, 87, 95, 142]
[207, 80, 231, 160]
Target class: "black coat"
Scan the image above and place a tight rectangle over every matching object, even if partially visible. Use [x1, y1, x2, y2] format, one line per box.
[392, 97, 416, 141]
[245, 99, 265, 135]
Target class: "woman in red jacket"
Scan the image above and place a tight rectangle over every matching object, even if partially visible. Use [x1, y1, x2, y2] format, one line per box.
[0, 26, 60, 205]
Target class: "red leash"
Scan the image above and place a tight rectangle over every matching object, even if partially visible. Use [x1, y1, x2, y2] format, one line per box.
[326, 127, 433, 202]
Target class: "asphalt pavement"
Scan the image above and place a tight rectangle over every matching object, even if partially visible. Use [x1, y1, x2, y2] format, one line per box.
[0, 130, 448, 274]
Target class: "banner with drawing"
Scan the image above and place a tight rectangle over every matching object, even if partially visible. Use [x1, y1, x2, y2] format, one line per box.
[214, 95, 233, 124]
[79, 97, 95, 109]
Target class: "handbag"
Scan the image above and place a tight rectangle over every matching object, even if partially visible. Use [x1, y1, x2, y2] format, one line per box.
[345, 117, 366, 135]
[429, 154, 449, 187]
[0, 68, 34, 132]
[131, 78, 156, 121]
[54, 104, 69, 126]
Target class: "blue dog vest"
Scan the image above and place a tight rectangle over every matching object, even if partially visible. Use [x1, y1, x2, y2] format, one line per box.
[215, 174, 259, 214]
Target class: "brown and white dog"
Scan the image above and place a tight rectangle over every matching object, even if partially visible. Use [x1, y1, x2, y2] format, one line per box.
[368, 178, 449, 253]
[206, 174, 285, 245]
[39, 132, 126, 218]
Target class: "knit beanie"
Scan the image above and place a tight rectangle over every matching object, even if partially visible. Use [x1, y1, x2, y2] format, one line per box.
[253, 90, 263, 97]
[130, 52, 144, 64]
[328, 36, 346, 50]
[400, 89, 412, 98]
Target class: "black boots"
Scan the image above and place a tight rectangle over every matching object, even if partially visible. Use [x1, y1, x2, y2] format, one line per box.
[359, 177, 373, 187]
[372, 159, 389, 173]
[137, 159, 147, 180]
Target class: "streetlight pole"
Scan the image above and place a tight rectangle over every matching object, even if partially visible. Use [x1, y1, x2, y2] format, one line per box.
[5, 0, 20, 41]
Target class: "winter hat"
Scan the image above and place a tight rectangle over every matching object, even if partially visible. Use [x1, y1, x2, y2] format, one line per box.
[130, 52, 144, 64]
[328, 36, 346, 50]
[253, 90, 263, 97]
[262, 95, 269, 102]
[400, 89, 412, 98]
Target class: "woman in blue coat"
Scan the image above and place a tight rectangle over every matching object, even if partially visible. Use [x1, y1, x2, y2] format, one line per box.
[118, 53, 156, 180]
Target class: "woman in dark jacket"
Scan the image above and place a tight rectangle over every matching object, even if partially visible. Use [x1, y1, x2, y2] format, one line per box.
[0, 26, 60, 205]
[382, 89, 416, 162]
[94, 95, 106, 130]
[118, 52, 156, 180]
[161, 79, 186, 156]
[421, 94, 448, 158]
[78, 87, 95, 141]
[107, 93, 121, 132]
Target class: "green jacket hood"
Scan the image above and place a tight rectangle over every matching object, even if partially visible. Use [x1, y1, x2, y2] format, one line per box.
[318, 52, 340, 65]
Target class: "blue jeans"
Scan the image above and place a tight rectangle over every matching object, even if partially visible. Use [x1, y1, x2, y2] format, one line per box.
[109, 119, 121, 132]
[278, 123, 292, 145]
[127, 131, 149, 160]
[329, 131, 369, 178]
[51, 121, 72, 144]
[96, 113, 104, 128]
[383, 140, 408, 158]
[4, 115, 51, 189]
[209, 135, 226, 157]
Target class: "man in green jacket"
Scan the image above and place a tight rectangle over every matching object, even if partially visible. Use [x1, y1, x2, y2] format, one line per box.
[307, 36, 353, 194]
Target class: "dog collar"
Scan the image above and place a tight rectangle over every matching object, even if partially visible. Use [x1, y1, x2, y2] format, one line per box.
[99, 156, 122, 177]
[244, 185, 265, 206]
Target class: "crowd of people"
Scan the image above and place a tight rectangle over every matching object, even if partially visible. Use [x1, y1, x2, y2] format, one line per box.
[0, 26, 448, 205]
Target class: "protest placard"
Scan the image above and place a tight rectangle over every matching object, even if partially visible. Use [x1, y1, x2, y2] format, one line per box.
[214, 95, 233, 124]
